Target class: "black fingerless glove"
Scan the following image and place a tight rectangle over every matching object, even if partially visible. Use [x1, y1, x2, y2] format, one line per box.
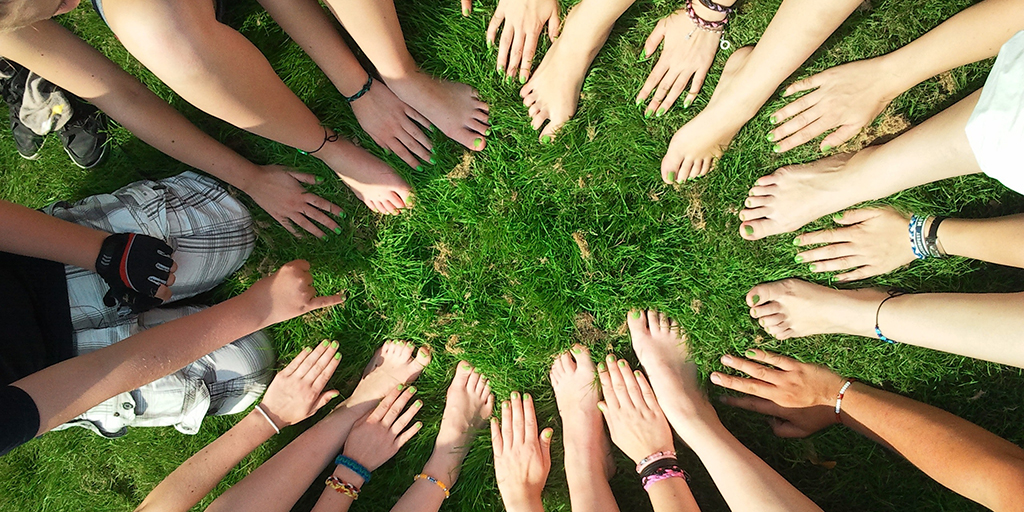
[95, 233, 174, 314]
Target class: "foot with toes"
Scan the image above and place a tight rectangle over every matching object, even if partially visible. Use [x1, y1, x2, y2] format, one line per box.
[746, 279, 887, 340]
[550, 344, 616, 480]
[320, 139, 415, 215]
[420, 361, 494, 488]
[347, 341, 432, 408]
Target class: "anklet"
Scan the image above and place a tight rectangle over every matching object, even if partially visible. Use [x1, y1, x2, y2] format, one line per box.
[834, 378, 857, 424]
[325, 476, 361, 500]
[298, 126, 340, 155]
[874, 291, 904, 344]
[925, 216, 949, 258]
[344, 74, 373, 103]
[685, 0, 727, 33]
[414, 473, 450, 498]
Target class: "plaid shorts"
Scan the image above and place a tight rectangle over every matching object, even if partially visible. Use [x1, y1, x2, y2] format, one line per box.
[45, 172, 274, 437]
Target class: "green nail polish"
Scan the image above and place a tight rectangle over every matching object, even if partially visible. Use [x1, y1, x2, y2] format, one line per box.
[617, 360, 626, 367]
[474, 137, 483, 147]
[656, 107, 665, 117]
[397, 384, 404, 391]
[484, 128, 491, 136]
[571, 346, 581, 354]
[752, 294, 760, 304]
[793, 237, 801, 246]
[316, 177, 324, 184]
[745, 349, 756, 357]
[822, 144, 832, 152]
[597, 362, 606, 371]
[303, 346, 312, 352]
[634, 370, 642, 377]
[524, 393, 531, 400]
[766, 133, 775, 142]
[744, 225, 754, 235]
[543, 430, 553, 439]
[416, 165, 423, 171]
[321, 340, 329, 346]
[334, 352, 342, 360]
[338, 211, 346, 219]
[334, 227, 342, 234]
[630, 310, 641, 319]
[331, 341, 339, 348]
[408, 386, 417, 394]
[520, 76, 526, 84]
[635, 97, 643, 106]
[834, 212, 844, 220]
[809, 264, 816, 272]
[794, 255, 803, 263]
[667, 171, 675, 182]
[511, 391, 519, 399]
[541, 135, 551, 144]
[429, 156, 436, 164]
[683, 98, 693, 109]
[414, 400, 422, 407]
[644, 110, 652, 119]
[769, 115, 777, 124]
[772, 144, 781, 153]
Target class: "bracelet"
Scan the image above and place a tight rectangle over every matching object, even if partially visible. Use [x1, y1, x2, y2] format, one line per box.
[925, 216, 949, 258]
[685, 0, 727, 33]
[641, 466, 690, 492]
[639, 457, 680, 481]
[414, 473, 451, 498]
[325, 476, 361, 500]
[908, 215, 928, 260]
[698, 0, 734, 15]
[874, 291, 904, 344]
[834, 378, 857, 424]
[298, 126, 340, 155]
[635, 450, 676, 474]
[253, 404, 280, 435]
[344, 74, 373, 103]
[335, 455, 371, 483]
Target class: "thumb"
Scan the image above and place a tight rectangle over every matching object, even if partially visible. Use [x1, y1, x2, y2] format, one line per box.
[316, 390, 341, 410]
[287, 171, 319, 185]
[461, 0, 472, 16]
[547, 13, 561, 41]
[769, 418, 814, 439]
[539, 428, 554, 461]
[833, 208, 879, 226]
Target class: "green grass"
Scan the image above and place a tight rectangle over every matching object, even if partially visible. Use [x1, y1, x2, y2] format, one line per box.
[2, 0, 1023, 511]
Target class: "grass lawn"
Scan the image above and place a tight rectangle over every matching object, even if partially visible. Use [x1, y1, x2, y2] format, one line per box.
[2, 0, 1023, 510]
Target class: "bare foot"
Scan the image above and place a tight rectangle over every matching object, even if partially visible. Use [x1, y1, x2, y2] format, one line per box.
[387, 71, 490, 152]
[627, 310, 704, 411]
[419, 362, 494, 487]
[738, 149, 876, 240]
[550, 344, 615, 480]
[660, 46, 754, 183]
[745, 279, 886, 340]
[318, 138, 414, 215]
[348, 341, 432, 407]
[519, 4, 611, 143]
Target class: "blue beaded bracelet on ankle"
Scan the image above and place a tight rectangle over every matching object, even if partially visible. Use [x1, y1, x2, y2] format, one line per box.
[335, 455, 371, 483]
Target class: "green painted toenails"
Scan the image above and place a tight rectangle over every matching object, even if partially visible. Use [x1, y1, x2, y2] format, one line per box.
[751, 294, 760, 304]
[744, 225, 754, 235]
[541, 135, 551, 144]
[794, 255, 803, 263]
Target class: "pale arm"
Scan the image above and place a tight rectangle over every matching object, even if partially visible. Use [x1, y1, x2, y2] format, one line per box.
[0, 199, 106, 271]
[937, 214, 1024, 269]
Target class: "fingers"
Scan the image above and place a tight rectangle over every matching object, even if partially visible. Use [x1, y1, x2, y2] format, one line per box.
[312, 345, 343, 391]
[500, 398, 513, 451]
[391, 139, 422, 169]
[684, 68, 708, 110]
[510, 391, 525, 445]
[710, 369, 774, 399]
[547, 11, 561, 41]
[720, 353, 780, 384]
[616, 359, 646, 408]
[769, 93, 818, 136]
[296, 339, 332, 379]
[288, 171, 319, 185]
[634, 369, 662, 412]
[303, 206, 341, 236]
[395, 419, 423, 447]
[643, 22, 666, 60]
[506, 29, 526, 80]
[280, 345, 312, 377]
[833, 207, 884, 226]
[539, 427, 553, 461]
[776, 117, 833, 153]
[782, 73, 822, 97]
[519, 31, 539, 82]
[486, 13, 504, 48]
[307, 292, 346, 312]
[382, 386, 417, 425]
[290, 213, 327, 239]
[523, 393, 538, 439]
[155, 285, 172, 302]
[743, 349, 797, 371]
[719, 394, 788, 417]
[496, 22, 514, 76]
[597, 357, 618, 409]
[392, 397, 423, 434]
[461, 0, 472, 17]
[661, 71, 691, 114]
[369, 384, 406, 422]
[605, 354, 631, 405]
[491, 417, 504, 457]
[315, 389, 341, 410]
[821, 121, 864, 149]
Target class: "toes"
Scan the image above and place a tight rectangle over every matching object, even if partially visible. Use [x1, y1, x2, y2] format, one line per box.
[740, 218, 778, 240]
[746, 282, 784, 308]
[467, 366, 482, 390]
[646, 309, 661, 333]
[467, 118, 490, 136]
[738, 206, 771, 223]
[454, 361, 474, 386]
[570, 344, 595, 371]
[416, 346, 433, 367]
[743, 195, 772, 209]
[627, 309, 649, 337]
[758, 313, 785, 329]
[750, 301, 782, 319]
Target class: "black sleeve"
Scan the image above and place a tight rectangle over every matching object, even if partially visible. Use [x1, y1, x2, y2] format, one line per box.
[0, 385, 40, 457]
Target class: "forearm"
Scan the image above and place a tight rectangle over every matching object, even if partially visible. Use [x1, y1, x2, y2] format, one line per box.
[0, 200, 106, 270]
[389, 451, 457, 512]
[206, 401, 371, 512]
[0, 21, 267, 196]
[647, 477, 700, 512]
[256, 0, 370, 96]
[875, 0, 1024, 95]
[937, 214, 1024, 268]
[135, 411, 275, 512]
[14, 289, 271, 434]
[500, 492, 545, 512]
[842, 384, 1024, 510]
[311, 465, 363, 512]
[663, 399, 821, 512]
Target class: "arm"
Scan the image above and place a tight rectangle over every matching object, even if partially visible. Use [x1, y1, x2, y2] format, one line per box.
[13, 260, 342, 435]
[0, 20, 342, 238]
[937, 214, 1024, 268]
[0, 199, 106, 271]
[716, 350, 1024, 511]
[135, 344, 342, 512]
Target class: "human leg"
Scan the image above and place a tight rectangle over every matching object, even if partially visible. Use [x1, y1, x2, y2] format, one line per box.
[321, 0, 490, 152]
[662, 0, 863, 182]
[739, 88, 983, 240]
[550, 345, 619, 512]
[745, 279, 1024, 368]
[101, 0, 412, 214]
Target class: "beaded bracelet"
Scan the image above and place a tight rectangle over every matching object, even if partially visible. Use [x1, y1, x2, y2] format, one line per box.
[834, 378, 857, 424]
[685, 0, 727, 33]
[335, 455, 371, 483]
[635, 450, 677, 474]
[325, 476, 361, 500]
[874, 291, 904, 344]
[414, 473, 451, 498]
[908, 215, 928, 260]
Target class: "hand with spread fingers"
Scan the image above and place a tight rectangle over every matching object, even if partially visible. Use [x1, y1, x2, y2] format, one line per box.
[350, 81, 436, 171]
[342, 384, 424, 472]
[491, 391, 553, 512]
[258, 340, 343, 429]
[767, 58, 898, 153]
[487, 0, 561, 84]
[245, 164, 344, 239]
[637, 9, 720, 118]
[711, 349, 846, 438]
[597, 354, 675, 464]
[794, 207, 916, 281]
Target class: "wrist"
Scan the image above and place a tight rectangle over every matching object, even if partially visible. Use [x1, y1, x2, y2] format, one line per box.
[332, 464, 366, 488]
[690, 0, 727, 22]
[255, 401, 287, 429]
[500, 488, 544, 512]
[872, 52, 919, 101]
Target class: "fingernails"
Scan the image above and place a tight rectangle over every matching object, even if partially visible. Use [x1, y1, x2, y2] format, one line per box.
[316, 176, 324, 184]
[766, 133, 775, 142]
[334, 227, 342, 235]
[462, 7, 469, 16]
[331, 341, 339, 348]
[487, 40, 493, 49]
[745, 349, 756, 357]
[429, 156, 436, 165]
[462, 362, 472, 370]
[321, 340, 329, 346]
[630, 310, 641, 319]
[511, 391, 519, 399]
[474, 138, 483, 148]
[597, 362, 606, 371]
[334, 352, 342, 360]
[397, 384, 405, 390]
[484, 128, 491, 136]
[524, 393, 532, 400]
[408, 386, 417, 395]
[822, 145, 832, 152]
[683, 98, 693, 109]
[519, 76, 526, 84]
[303, 346, 312, 352]
[794, 255, 803, 263]
[710, 373, 722, 385]
[597, 402, 606, 412]
[338, 211, 346, 219]
[617, 360, 626, 368]
[769, 115, 777, 124]
[414, 421, 422, 429]
[772, 144, 781, 153]
[656, 107, 665, 117]
[541, 135, 551, 144]
[570, 346, 581, 354]
[330, 392, 341, 399]
[721, 355, 733, 364]
[809, 264, 817, 272]
[502, 401, 509, 409]
[635, 97, 643, 105]
[413, 399, 422, 407]
[543, 430, 553, 439]
[793, 237, 801, 246]
[416, 165, 423, 172]
[634, 370, 642, 378]
[751, 294, 760, 304]
[666, 171, 675, 183]
[644, 110, 652, 119]
[744, 225, 754, 235]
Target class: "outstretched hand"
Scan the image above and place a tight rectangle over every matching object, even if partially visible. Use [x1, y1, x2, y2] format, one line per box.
[712, 349, 846, 437]
[492, 391, 552, 512]
[768, 58, 899, 152]
[246, 164, 344, 239]
[637, 8, 719, 117]
[795, 207, 916, 281]
[342, 384, 423, 472]
[243, 260, 346, 326]
[597, 355, 675, 463]
[259, 340, 342, 429]
[487, 0, 561, 83]
[350, 80, 436, 170]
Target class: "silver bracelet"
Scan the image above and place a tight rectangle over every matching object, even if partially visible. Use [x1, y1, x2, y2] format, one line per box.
[254, 404, 281, 435]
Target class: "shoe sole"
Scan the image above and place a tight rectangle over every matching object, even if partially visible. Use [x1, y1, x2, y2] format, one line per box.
[65, 141, 108, 169]
[16, 137, 44, 161]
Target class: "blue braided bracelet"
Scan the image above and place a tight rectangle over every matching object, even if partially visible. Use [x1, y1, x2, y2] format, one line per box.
[335, 455, 371, 483]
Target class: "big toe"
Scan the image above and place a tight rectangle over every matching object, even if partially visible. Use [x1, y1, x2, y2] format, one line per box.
[626, 310, 650, 338]
[453, 361, 474, 387]
[740, 217, 784, 240]
[569, 345, 594, 371]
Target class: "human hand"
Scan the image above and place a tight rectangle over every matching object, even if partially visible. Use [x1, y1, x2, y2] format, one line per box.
[768, 58, 900, 152]
[597, 354, 674, 464]
[488, 0, 561, 83]
[342, 384, 423, 471]
[242, 260, 346, 325]
[711, 349, 846, 411]
[350, 80, 435, 170]
[259, 340, 342, 428]
[95, 233, 178, 312]
[637, 8, 719, 117]
[794, 207, 916, 281]
[245, 164, 343, 239]
[492, 391, 552, 511]
[719, 394, 837, 438]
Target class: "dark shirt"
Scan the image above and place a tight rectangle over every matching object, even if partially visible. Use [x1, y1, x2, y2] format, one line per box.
[0, 251, 74, 456]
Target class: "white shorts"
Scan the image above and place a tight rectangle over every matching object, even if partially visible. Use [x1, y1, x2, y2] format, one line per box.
[965, 30, 1024, 195]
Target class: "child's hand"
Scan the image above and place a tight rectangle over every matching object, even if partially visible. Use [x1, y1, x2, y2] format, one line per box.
[597, 355, 674, 464]
[341, 384, 423, 472]
[259, 340, 342, 428]
[492, 392, 552, 511]
[637, 9, 719, 117]
[487, 0, 561, 83]
[244, 260, 345, 325]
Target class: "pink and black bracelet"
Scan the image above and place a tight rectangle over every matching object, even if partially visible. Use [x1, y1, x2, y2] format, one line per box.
[685, 0, 728, 33]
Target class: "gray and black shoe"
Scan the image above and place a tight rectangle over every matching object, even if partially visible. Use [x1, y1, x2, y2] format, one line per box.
[1, 62, 45, 160]
[60, 99, 108, 169]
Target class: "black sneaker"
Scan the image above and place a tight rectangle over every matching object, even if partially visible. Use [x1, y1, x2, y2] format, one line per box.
[60, 99, 108, 169]
[1, 61, 45, 160]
